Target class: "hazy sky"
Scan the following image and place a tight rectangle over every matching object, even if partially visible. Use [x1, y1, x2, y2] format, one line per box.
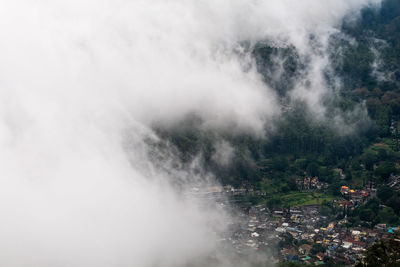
[0, 0, 380, 266]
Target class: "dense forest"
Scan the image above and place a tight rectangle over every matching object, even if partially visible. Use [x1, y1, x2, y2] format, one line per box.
[153, 0, 400, 227]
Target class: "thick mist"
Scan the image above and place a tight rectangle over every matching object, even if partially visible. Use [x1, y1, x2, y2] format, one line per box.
[0, 0, 381, 266]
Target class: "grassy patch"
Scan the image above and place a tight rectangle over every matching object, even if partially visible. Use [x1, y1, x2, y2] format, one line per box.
[233, 191, 343, 208]
[278, 192, 339, 206]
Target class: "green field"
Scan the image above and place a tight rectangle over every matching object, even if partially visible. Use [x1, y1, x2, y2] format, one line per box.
[278, 192, 340, 207]
[233, 191, 343, 208]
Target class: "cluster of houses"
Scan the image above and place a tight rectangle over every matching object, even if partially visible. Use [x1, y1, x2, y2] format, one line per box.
[337, 183, 377, 215]
[387, 174, 400, 189]
[188, 185, 268, 199]
[189, 181, 397, 265]
[217, 203, 399, 266]
[296, 176, 329, 191]
[340, 186, 371, 201]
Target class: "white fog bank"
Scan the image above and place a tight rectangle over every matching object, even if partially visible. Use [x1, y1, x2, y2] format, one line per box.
[0, 0, 380, 266]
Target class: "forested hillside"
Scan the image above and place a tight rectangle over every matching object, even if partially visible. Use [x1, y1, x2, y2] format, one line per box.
[155, 0, 400, 226]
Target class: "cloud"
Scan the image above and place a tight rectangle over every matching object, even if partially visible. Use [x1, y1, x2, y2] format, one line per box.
[0, 0, 382, 266]
[212, 140, 235, 167]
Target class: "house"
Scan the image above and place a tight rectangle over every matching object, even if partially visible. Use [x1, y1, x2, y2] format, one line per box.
[342, 241, 352, 249]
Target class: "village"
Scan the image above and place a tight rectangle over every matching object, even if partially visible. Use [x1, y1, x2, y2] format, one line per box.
[191, 174, 400, 266]
[216, 202, 399, 266]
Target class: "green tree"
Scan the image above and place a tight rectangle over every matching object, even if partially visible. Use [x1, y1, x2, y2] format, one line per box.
[378, 186, 395, 203]
[306, 162, 319, 177]
[310, 243, 326, 255]
[362, 151, 378, 171]
[356, 233, 400, 267]
[359, 208, 374, 222]
[375, 162, 396, 181]
[378, 207, 399, 225]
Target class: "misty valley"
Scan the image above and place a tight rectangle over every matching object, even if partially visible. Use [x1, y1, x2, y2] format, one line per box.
[1, 0, 400, 266]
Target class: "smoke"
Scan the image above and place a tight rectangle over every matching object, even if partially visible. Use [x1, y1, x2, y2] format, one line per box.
[0, 0, 381, 266]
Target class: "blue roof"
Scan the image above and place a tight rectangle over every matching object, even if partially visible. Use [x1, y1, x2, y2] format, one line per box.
[329, 244, 338, 251]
